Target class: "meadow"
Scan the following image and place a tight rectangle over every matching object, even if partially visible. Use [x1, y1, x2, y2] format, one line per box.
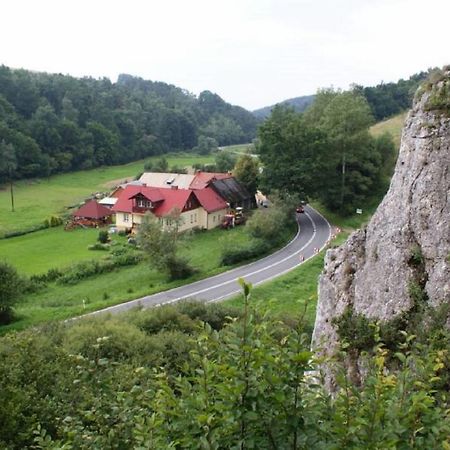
[370, 111, 407, 149]
[1, 225, 257, 333]
[0, 153, 215, 236]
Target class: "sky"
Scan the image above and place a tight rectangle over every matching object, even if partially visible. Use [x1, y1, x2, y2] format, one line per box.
[1, 0, 449, 111]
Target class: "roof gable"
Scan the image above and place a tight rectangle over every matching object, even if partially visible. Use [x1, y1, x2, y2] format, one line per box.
[210, 178, 252, 203]
[194, 187, 228, 213]
[73, 199, 112, 219]
[112, 185, 199, 217]
[189, 171, 232, 190]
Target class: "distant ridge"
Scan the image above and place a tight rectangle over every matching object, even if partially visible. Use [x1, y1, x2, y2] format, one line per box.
[252, 94, 315, 119]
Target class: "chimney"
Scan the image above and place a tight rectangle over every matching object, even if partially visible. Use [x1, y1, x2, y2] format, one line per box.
[171, 185, 178, 190]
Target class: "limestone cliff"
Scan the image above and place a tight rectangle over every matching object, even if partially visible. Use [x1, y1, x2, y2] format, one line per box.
[312, 68, 450, 387]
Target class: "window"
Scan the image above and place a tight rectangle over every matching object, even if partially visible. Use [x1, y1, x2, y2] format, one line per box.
[190, 214, 193, 224]
[213, 215, 216, 222]
[123, 213, 129, 222]
[137, 198, 152, 208]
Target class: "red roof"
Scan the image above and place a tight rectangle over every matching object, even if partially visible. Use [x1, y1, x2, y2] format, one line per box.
[189, 171, 232, 190]
[112, 185, 196, 217]
[73, 199, 113, 219]
[194, 187, 228, 213]
[128, 186, 165, 203]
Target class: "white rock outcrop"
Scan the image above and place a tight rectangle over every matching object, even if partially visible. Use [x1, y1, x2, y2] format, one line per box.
[312, 70, 450, 387]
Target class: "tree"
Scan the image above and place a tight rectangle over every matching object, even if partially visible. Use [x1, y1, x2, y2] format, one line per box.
[215, 151, 237, 172]
[0, 262, 21, 324]
[258, 105, 329, 200]
[233, 154, 259, 198]
[304, 89, 382, 213]
[194, 135, 218, 155]
[137, 210, 194, 280]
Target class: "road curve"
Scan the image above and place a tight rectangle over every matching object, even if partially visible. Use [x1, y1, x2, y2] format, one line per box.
[87, 205, 331, 317]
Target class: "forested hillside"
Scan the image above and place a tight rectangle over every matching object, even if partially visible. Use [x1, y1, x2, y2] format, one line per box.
[0, 66, 258, 183]
[254, 69, 433, 122]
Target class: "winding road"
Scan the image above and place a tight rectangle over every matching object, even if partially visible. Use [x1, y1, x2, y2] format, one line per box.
[88, 205, 331, 317]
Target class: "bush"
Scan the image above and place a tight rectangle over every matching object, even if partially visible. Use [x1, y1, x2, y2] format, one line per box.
[57, 250, 142, 285]
[2, 223, 48, 239]
[221, 239, 271, 265]
[177, 301, 241, 330]
[131, 305, 198, 335]
[49, 215, 63, 227]
[167, 256, 196, 280]
[88, 243, 110, 251]
[30, 268, 63, 283]
[98, 230, 109, 244]
[63, 318, 151, 362]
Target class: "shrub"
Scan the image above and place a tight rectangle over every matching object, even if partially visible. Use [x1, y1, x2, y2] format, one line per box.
[63, 318, 151, 362]
[2, 223, 48, 239]
[167, 256, 196, 280]
[49, 216, 63, 227]
[177, 301, 241, 330]
[98, 230, 109, 244]
[88, 243, 110, 251]
[132, 305, 198, 335]
[221, 239, 271, 265]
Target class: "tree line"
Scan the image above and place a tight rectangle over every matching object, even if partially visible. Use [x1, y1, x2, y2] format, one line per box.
[0, 66, 258, 183]
[258, 88, 397, 215]
[356, 70, 432, 121]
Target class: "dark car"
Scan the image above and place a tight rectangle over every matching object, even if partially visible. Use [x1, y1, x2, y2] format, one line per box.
[296, 205, 304, 213]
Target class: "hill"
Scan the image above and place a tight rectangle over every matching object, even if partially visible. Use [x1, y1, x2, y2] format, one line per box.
[252, 94, 315, 119]
[369, 111, 407, 148]
[253, 69, 433, 122]
[0, 66, 258, 184]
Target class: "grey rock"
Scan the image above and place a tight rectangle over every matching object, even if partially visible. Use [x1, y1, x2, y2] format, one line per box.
[312, 71, 450, 388]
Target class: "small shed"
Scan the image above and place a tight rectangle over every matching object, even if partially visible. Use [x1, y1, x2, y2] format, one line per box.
[68, 200, 113, 229]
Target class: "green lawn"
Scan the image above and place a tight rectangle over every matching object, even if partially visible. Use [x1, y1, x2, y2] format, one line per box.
[0, 153, 214, 236]
[0, 226, 127, 275]
[1, 226, 264, 333]
[370, 112, 407, 149]
[220, 143, 255, 154]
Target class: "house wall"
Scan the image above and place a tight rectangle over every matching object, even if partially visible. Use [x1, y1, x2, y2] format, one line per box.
[115, 212, 133, 230]
[198, 207, 228, 230]
[115, 209, 204, 232]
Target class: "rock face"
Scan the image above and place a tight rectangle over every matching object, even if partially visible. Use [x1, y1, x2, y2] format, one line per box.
[312, 70, 450, 387]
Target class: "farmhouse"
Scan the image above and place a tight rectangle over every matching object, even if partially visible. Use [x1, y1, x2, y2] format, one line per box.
[112, 185, 228, 232]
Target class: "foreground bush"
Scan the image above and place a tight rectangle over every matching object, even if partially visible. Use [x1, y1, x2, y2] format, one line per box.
[0, 290, 449, 449]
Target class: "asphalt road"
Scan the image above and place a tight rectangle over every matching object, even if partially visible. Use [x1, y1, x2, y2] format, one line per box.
[87, 205, 331, 317]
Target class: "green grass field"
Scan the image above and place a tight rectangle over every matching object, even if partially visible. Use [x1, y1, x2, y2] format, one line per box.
[0, 227, 127, 275]
[370, 112, 407, 149]
[0, 225, 260, 333]
[0, 153, 214, 236]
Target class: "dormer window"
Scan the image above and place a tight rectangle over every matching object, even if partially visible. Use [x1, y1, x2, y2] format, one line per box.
[137, 197, 153, 208]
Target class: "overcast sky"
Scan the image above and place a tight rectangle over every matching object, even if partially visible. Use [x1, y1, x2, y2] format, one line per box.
[1, 0, 449, 110]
